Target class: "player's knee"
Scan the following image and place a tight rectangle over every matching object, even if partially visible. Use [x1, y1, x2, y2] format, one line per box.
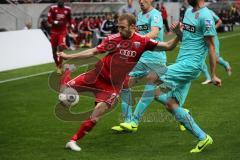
[128, 77, 137, 87]
[146, 71, 158, 84]
[123, 77, 136, 89]
[154, 89, 161, 100]
[91, 105, 108, 121]
[94, 103, 109, 112]
[166, 98, 179, 111]
[94, 105, 101, 111]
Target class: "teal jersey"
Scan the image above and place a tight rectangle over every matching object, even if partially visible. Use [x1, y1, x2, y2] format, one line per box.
[177, 7, 217, 68]
[210, 10, 220, 22]
[136, 8, 166, 64]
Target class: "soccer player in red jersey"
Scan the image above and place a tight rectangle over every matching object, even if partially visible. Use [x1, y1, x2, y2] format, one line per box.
[78, 17, 92, 47]
[58, 13, 181, 151]
[48, 0, 72, 73]
[88, 17, 98, 31]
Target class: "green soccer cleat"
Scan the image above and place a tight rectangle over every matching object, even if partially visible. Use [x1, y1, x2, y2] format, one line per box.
[111, 126, 125, 132]
[120, 122, 138, 132]
[179, 124, 186, 131]
[190, 135, 213, 153]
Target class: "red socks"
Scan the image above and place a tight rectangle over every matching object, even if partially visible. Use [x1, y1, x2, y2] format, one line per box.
[70, 119, 96, 141]
[60, 69, 72, 86]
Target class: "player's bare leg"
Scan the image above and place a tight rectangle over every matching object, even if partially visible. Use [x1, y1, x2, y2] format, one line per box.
[114, 73, 161, 132]
[52, 46, 63, 74]
[124, 72, 160, 128]
[66, 102, 111, 151]
[147, 72, 212, 152]
[217, 57, 232, 76]
[112, 76, 141, 132]
[60, 67, 110, 151]
[52, 47, 59, 69]
[165, 99, 212, 153]
[57, 45, 65, 73]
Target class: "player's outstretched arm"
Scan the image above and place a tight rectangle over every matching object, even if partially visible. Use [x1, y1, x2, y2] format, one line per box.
[154, 36, 179, 51]
[57, 48, 101, 60]
[145, 26, 159, 39]
[153, 22, 181, 51]
[205, 36, 222, 87]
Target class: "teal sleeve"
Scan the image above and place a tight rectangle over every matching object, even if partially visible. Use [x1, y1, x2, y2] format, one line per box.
[211, 10, 220, 22]
[150, 13, 162, 29]
[201, 12, 216, 37]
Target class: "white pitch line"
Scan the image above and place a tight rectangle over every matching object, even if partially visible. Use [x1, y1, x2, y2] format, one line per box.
[0, 70, 53, 84]
[219, 33, 240, 39]
[0, 32, 240, 84]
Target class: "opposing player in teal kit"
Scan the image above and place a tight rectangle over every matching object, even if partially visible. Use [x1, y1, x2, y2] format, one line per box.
[112, 0, 168, 132]
[201, 9, 232, 84]
[146, 0, 221, 153]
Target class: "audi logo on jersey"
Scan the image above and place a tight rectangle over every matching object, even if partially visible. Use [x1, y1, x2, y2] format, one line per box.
[56, 14, 65, 19]
[119, 49, 137, 57]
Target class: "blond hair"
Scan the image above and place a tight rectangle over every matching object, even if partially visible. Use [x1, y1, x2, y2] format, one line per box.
[118, 13, 136, 26]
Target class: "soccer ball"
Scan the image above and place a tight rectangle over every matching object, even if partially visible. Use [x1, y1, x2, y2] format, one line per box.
[58, 87, 79, 106]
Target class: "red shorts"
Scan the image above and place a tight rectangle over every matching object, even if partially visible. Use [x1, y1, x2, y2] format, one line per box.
[66, 69, 121, 106]
[50, 32, 67, 48]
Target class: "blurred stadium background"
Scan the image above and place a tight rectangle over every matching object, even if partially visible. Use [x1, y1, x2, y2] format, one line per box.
[0, 0, 239, 51]
[0, 0, 240, 160]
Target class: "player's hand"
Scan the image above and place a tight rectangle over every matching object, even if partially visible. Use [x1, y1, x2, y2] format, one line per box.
[170, 22, 183, 40]
[211, 76, 222, 87]
[57, 52, 70, 60]
[170, 22, 181, 34]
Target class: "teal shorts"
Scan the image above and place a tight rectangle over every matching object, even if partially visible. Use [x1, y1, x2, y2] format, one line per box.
[129, 60, 167, 78]
[158, 61, 201, 106]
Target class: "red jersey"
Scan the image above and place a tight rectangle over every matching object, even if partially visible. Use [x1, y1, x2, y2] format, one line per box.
[48, 5, 71, 33]
[78, 21, 89, 32]
[95, 18, 101, 29]
[161, 6, 168, 20]
[95, 33, 158, 86]
[88, 21, 98, 31]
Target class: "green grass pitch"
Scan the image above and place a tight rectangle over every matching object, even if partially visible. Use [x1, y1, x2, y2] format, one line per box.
[0, 28, 240, 160]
